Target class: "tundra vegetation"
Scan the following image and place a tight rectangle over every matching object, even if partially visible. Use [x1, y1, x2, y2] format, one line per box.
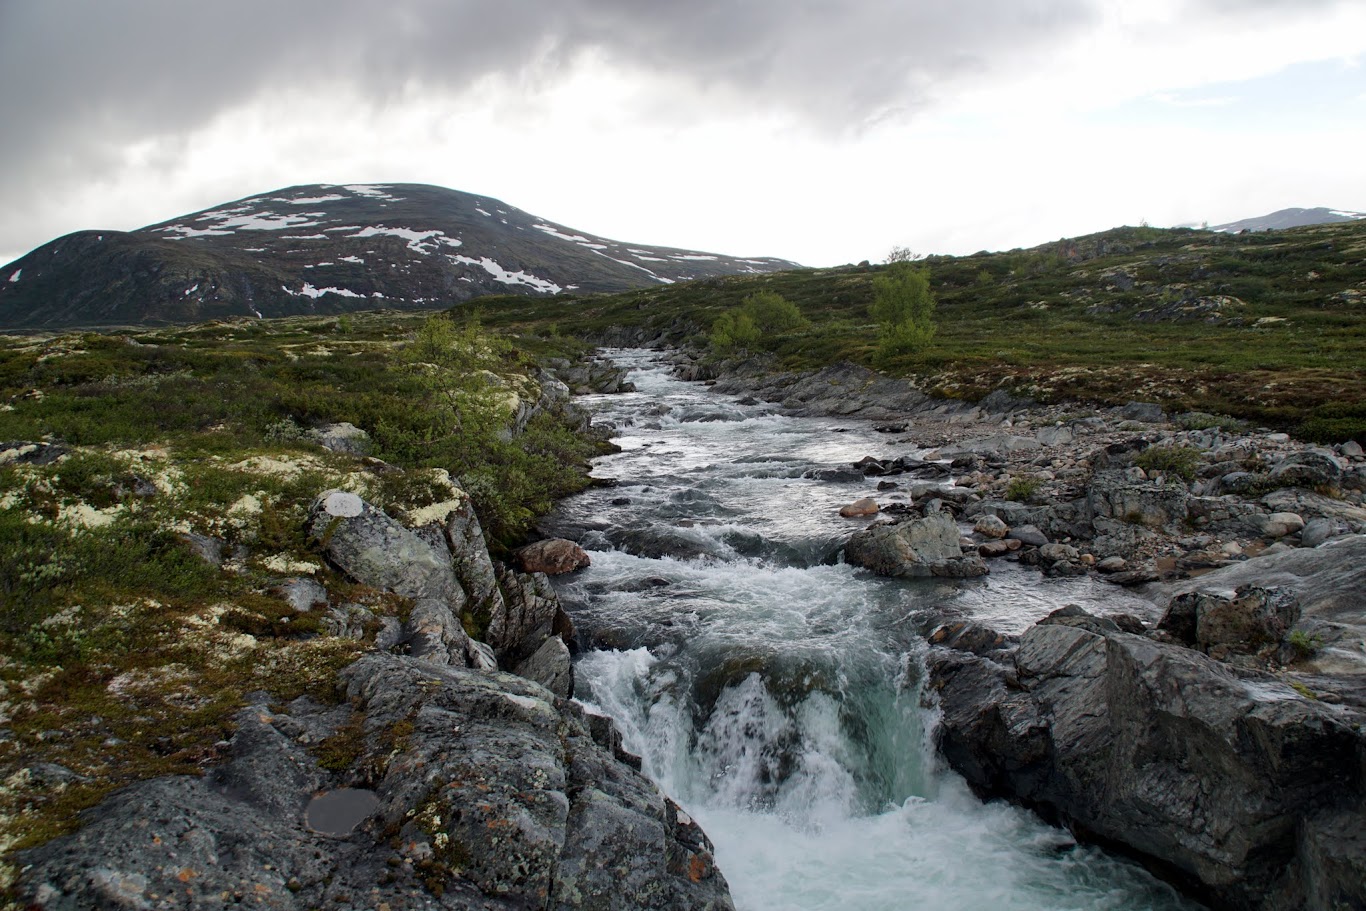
[0, 312, 607, 867]
[479, 219, 1366, 442]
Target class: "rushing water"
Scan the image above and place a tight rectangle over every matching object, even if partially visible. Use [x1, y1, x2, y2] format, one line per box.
[543, 349, 1202, 911]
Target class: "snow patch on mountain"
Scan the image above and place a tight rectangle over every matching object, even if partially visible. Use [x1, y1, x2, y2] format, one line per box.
[282, 283, 364, 299]
[348, 226, 462, 255]
[448, 255, 561, 294]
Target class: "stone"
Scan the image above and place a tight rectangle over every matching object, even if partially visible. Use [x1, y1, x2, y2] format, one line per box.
[1271, 450, 1344, 489]
[178, 532, 225, 567]
[926, 617, 1366, 911]
[1118, 401, 1166, 423]
[490, 566, 566, 664]
[1087, 470, 1190, 530]
[1342, 440, 1364, 459]
[839, 497, 880, 518]
[927, 621, 1012, 655]
[973, 515, 1009, 539]
[844, 512, 988, 578]
[515, 538, 591, 575]
[1159, 585, 1300, 656]
[16, 656, 735, 911]
[272, 578, 328, 613]
[514, 635, 574, 698]
[937, 434, 1042, 459]
[310, 421, 370, 456]
[1258, 511, 1305, 538]
[1301, 517, 1347, 548]
[307, 490, 491, 669]
[1096, 556, 1128, 574]
[978, 540, 1010, 558]
[1037, 542, 1080, 564]
[1006, 524, 1049, 547]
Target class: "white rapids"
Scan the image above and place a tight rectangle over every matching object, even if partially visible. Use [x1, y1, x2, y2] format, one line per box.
[544, 349, 1202, 911]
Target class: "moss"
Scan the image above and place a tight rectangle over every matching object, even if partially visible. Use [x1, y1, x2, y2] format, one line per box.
[313, 712, 368, 772]
[1135, 445, 1202, 482]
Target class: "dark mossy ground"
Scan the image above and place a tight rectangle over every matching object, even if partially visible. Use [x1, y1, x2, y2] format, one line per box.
[473, 221, 1366, 441]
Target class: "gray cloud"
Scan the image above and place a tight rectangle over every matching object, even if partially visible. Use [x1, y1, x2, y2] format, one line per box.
[0, 0, 1356, 260]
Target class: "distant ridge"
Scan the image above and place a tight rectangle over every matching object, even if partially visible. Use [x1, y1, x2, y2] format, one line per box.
[1209, 207, 1366, 234]
[0, 183, 800, 330]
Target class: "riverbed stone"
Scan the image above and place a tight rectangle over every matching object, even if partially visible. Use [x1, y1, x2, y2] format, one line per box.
[839, 497, 880, 517]
[973, 515, 1009, 538]
[1006, 524, 1049, 547]
[515, 538, 592, 575]
[844, 512, 988, 578]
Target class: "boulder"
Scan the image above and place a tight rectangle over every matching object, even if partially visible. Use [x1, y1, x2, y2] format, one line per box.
[1087, 470, 1190, 531]
[515, 538, 592, 575]
[844, 512, 988, 578]
[1257, 511, 1305, 539]
[307, 490, 492, 669]
[937, 434, 1042, 459]
[1271, 450, 1344, 489]
[310, 421, 370, 456]
[1158, 586, 1301, 659]
[839, 497, 880, 517]
[1118, 401, 1166, 423]
[926, 614, 1366, 911]
[973, 515, 1009, 539]
[1006, 524, 1049, 547]
[514, 635, 574, 699]
[16, 654, 734, 911]
[490, 565, 568, 665]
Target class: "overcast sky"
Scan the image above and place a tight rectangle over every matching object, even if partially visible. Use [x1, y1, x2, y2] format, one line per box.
[2, 0, 1364, 268]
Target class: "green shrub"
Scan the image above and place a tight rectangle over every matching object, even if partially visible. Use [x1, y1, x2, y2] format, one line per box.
[741, 290, 808, 333]
[1005, 476, 1041, 501]
[871, 262, 936, 361]
[1135, 445, 1202, 482]
[709, 311, 761, 353]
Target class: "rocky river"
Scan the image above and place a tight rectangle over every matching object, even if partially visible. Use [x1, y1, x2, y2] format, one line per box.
[540, 349, 1207, 910]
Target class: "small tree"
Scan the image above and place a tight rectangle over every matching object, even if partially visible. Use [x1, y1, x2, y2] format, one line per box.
[741, 290, 807, 333]
[870, 262, 936, 360]
[710, 311, 761, 353]
[885, 245, 923, 264]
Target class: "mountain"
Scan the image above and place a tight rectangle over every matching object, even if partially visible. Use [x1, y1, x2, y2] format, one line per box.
[0, 183, 799, 330]
[1209, 206, 1366, 233]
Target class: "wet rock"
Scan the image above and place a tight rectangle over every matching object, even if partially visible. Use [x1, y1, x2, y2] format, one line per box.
[927, 621, 1013, 655]
[845, 512, 988, 578]
[1037, 543, 1079, 564]
[839, 497, 880, 518]
[515, 538, 591, 575]
[926, 614, 1366, 911]
[978, 540, 1011, 558]
[973, 515, 1009, 539]
[310, 421, 370, 456]
[1158, 585, 1301, 658]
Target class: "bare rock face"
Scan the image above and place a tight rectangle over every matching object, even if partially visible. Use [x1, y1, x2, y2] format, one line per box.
[16, 654, 733, 911]
[307, 490, 494, 669]
[1159, 586, 1300, 660]
[844, 512, 988, 578]
[926, 608, 1366, 911]
[515, 537, 592, 575]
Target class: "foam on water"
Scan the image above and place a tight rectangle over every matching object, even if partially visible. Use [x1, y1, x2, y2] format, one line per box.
[557, 349, 1203, 911]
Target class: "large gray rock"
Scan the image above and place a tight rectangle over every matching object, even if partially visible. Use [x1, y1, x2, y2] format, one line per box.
[937, 434, 1042, 459]
[844, 512, 988, 578]
[308, 490, 493, 669]
[514, 635, 574, 699]
[17, 654, 733, 911]
[490, 565, 570, 664]
[1158, 586, 1300, 661]
[1271, 449, 1344, 490]
[1087, 469, 1190, 531]
[927, 613, 1366, 911]
[310, 421, 370, 456]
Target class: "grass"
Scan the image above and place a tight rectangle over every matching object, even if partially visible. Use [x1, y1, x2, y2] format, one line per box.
[0, 311, 609, 870]
[470, 220, 1366, 438]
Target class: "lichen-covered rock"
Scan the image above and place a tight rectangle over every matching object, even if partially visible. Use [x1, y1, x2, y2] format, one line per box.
[307, 489, 492, 668]
[926, 612, 1366, 911]
[1270, 449, 1344, 490]
[514, 634, 574, 699]
[973, 514, 1009, 538]
[1158, 585, 1301, 659]
[17, 654, 733, 911]
[310, 421, 370, 456]
[844, 512, 987, 578]
[490, 565, 574, 665]
[1087, 469, 1190, 530]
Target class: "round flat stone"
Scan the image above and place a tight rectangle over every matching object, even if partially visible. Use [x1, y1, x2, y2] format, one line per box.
[323, 491, 364, 518]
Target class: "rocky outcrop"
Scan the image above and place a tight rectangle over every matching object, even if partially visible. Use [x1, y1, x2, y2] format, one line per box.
[926, 606, 1366, 911]
[844, 512, 988, 578]
[17, 653, 732, 910]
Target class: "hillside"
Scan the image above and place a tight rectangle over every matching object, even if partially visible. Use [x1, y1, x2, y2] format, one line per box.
[0, 183, 797, 330]
[1210, 206, 1366, 233]
[473, 220, 1366, 439]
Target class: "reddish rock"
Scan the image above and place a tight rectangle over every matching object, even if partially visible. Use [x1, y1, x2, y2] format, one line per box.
[839, 497, 880, 518]
[514, 538, 591, 575]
